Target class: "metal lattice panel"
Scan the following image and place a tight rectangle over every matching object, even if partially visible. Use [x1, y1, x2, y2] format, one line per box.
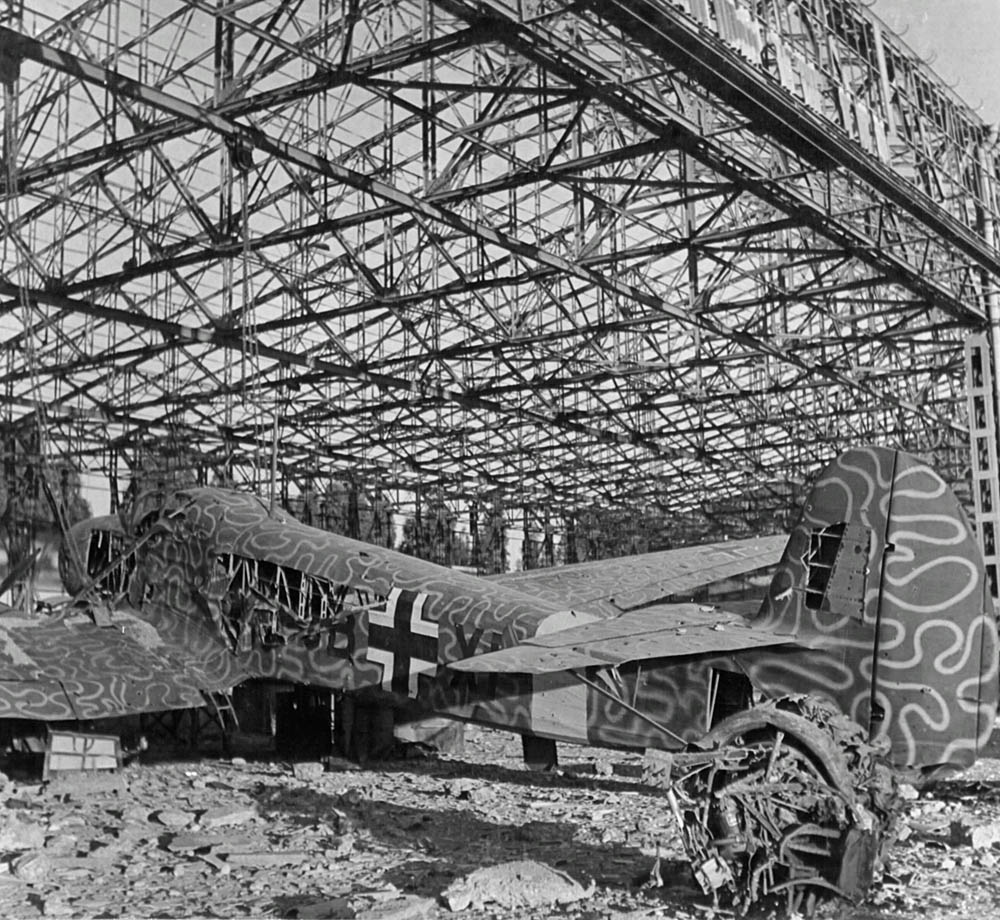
[0, 0, 998, 526]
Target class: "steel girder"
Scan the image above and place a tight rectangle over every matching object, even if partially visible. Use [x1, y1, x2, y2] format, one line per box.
[0, 0, 997, 525]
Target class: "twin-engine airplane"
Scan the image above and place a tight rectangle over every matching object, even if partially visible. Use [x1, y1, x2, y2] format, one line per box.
[0, 446, 996, 913]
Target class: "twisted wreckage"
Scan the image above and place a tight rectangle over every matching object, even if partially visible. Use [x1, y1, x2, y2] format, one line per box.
[0, 446, 996, 912]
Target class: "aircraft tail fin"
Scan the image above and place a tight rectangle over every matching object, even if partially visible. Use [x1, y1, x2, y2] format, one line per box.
[745, 446, 999, 777]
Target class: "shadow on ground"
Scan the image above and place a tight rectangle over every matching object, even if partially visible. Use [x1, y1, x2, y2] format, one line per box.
[253, 779, 704, 916]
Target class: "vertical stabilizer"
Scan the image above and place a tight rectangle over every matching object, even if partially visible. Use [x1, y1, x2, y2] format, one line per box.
[745, 446, 998, 776]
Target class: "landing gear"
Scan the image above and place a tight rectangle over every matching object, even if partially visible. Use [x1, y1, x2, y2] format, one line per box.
[669, 697, 899, 915]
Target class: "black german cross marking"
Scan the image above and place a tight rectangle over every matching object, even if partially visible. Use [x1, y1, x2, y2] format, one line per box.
[366, 587, 438, 697]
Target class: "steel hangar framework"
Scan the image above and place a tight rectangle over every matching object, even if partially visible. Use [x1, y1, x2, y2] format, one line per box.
[1, 0, 999, 566]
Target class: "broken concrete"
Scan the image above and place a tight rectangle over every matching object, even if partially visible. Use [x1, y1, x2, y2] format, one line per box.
[11, 851, 51, 883]
[154, 808, 195, 828]
[194, 852, 231, 875]
[292, 761, 326, 781]
[166, 831, 254, 853]
[950, 816, 1000, 850]
[0, 815, 45, 850]
[441, 859, 594, 912]
[225, 850, 312, 867]
[355, 895, 436, 920]
[443, 778, 490, 805]
[200, 804, 258, 828]
[46, 855, 118, 874]
[288, 897, 356, 919]
[0, 723, 998, 919]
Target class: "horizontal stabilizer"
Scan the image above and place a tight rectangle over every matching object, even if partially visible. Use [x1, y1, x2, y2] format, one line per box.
[0, 609, 235, 721]
[488, 535, 786, 615]
[446, 603, 794, 674]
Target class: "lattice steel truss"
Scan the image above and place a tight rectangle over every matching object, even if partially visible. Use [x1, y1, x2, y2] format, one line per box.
[1, 0, 999, 534]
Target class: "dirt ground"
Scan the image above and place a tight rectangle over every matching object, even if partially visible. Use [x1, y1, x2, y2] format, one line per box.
[1, 722, 1000, 920]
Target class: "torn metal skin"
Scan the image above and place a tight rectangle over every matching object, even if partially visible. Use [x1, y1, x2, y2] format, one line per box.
[656, 695, 901, 916]
[11, 445, 994, 916]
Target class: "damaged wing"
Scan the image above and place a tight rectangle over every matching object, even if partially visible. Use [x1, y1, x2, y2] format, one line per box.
[446, 603, 795, 674]
[487, 535, 786, 615]
[0, 607, 240, 721]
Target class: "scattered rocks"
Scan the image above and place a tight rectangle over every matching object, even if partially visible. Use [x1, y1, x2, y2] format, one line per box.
[290, 896, 356, 919]
[166, 831, 253, 853]
[293, 761, 326, 781]
[950, 815, 1000, 850]
[0, 815, 45, 850]
[324, 832, 355, 859]
[200, 804, 257, 828]
[194, 852, 231, 875]
[593, 758, 615, 777]
[355, 895, 436, 920]
[42, 832, 78, 856]
[443, 778, 490, 805]
[11, 851, 51, 883]
[225, 850, 312, 867]
[154, 808, 195, 828]
[441, 859, 594, 912]
[47, 855, 117, 874]
[0, 724, 998, 918]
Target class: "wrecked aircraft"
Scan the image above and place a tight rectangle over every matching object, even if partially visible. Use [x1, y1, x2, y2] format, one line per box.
[0, 445, 996, 913]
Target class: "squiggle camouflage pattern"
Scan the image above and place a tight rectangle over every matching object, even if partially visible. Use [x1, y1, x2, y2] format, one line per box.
[5, 446, 994, 780]
[124, 487, 581, 736]
[745, 447, 999, 775]
[0, 609, 209, 720]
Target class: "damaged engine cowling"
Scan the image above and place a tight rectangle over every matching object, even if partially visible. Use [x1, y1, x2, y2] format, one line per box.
[666, 696, 901, 915]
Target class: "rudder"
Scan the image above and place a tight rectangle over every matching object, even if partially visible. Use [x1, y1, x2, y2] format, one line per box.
[743, 446, 998, 777]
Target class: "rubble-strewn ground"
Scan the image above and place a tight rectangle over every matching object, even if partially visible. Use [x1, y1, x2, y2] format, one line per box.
[1, 723, 1000, 920]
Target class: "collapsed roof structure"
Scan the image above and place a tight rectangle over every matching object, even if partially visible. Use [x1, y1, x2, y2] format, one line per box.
[1, 0, 998, 549]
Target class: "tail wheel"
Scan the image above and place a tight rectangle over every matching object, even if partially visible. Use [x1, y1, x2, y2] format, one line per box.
[670, 696, 899, 915]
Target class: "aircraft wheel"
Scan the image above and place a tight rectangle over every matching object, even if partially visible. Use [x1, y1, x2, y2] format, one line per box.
[669, 697, 899, 915]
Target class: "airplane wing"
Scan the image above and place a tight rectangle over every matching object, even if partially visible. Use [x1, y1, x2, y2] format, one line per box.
[0, 607, 240, 721]
[445, 602, 795, 674]
[487, 534, 786, 614]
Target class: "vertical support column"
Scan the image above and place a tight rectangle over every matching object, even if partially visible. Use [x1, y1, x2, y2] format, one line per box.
[521, 504, 532, 570]
[484, 495, 507, 574]
[421, 0, 436, 194]
[469, 499, 481, 573]
[681, 149, 705, 459]
[964, 334, 1000, 602]
[215, 1, 235, 442]
[971, 136, 1000, 604]
[564, 511, 578, 564]
[413, 481, 423, 559]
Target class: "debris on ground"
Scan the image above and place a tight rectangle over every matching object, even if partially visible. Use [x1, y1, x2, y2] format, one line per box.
[0, 724, 997, 918]
[441, 859, 594, 911]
